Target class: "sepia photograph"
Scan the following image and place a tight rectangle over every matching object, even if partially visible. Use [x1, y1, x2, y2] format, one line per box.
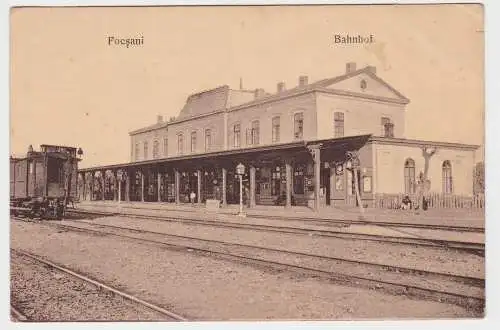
[8, 2, 487, 323]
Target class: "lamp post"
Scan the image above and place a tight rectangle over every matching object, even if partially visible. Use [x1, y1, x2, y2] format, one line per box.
[346, 151, 365, 219]
[117, 169, 123, 204]
[236, 163, 246, 217]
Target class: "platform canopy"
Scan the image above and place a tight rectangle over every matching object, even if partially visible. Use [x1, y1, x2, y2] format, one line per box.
[80, 134, 372, 172]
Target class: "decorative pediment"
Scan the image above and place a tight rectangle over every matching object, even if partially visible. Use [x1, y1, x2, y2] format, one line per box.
[315, 68, 409, 103]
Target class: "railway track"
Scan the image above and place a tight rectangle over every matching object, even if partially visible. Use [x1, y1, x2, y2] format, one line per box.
[67, 209, 485, 254]
[10, 248, 188, 322]
[11, 304, 28, 322]
[16, 217, 484, 311]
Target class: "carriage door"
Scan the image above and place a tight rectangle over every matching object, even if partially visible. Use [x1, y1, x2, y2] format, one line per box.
[28, 160, 36, 197]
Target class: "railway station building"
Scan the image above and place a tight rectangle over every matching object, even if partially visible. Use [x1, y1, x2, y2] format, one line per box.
[78, 63, 480, 210]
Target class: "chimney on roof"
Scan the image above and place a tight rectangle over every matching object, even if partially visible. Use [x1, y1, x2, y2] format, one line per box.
[277, 82, 286, 93]
[298, 76, 308, 87]
[157, 115, 163, 124]
[366, 65, 377, 75]
[254, 88, 266, 99]
[346, 62, 357, 74]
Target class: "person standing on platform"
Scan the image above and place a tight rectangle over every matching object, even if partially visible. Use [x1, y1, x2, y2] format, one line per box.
[190, 191, 196, 206]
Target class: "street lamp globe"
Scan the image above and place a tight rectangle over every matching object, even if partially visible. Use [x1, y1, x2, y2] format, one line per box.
[236, 163, 246, 175]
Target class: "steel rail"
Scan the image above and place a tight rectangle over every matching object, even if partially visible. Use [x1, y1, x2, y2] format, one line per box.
[25, 219, 484, 311]
[10, 305, 28, 322]
[11, 248, 188, 322]
[67, 209, 485, 253]
[65, 219, 485, 287]
[73, 205, 485, 232]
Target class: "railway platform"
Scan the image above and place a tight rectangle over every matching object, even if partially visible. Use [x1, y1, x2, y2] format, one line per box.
[75, 200, 485, 229]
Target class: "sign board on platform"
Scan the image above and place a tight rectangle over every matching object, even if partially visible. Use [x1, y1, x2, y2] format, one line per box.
[205, 199, 220, 212]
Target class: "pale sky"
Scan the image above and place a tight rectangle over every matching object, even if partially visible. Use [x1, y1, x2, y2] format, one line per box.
[10, 4, 484, 168]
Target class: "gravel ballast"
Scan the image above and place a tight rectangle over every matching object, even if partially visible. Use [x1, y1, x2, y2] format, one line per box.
[78, 215, 485, 278]
[10, 251, 172, 321]
[11, 220, 481, 320]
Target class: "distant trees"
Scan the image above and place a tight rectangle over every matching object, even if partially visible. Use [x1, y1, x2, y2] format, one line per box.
[416, 146, 438, 210]
[473, 161, 485, 194]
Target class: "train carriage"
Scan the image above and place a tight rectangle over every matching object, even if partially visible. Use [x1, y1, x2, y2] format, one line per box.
[10, 144, 83, 219]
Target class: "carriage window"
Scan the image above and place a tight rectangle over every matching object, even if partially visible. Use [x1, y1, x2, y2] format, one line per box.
[47, 158, 63, 184]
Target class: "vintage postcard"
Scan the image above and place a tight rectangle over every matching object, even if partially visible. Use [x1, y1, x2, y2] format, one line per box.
[9, 3, 485, 323]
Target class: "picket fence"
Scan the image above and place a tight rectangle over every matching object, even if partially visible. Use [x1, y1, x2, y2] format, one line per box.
[347, 193, 485, 210]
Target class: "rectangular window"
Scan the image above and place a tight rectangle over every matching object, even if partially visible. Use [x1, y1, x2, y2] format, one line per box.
[233, 124, 241, 148]
[381, 117, 394, 137]
[135, 143, 139, 161]
[143, 141, 148, 160]
[272, 116, 280, 143]
[294, 113, 304, 140]
[246, 128, 251, 146]
[251, 120, 260, 145]
[163, 137, 168, 156]
[177, 134, 184, 155]
[334, 112, 344, 138]
[191, 131, 197, 153]
[153, 140, 159, 159]
[205, 129, 212, 151]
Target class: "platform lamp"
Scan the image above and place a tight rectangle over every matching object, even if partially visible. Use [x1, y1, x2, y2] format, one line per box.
[236, 163, 246, 217]
[345, 151, 365, 218]
[117, 169, 124, 203]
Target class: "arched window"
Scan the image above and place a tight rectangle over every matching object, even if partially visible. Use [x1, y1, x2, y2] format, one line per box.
[177, 133, 184, 155]
[442, 160, 453, 194]
[163, 137, 168, 156]
[404, 158, 416, 194]
[153, 140, 159, 159]
[272, 116, 280, 143]
[205, 129, 212, 151]
[190, 131, 197, 153]
[233, 123, 241, 148]
[294, 113, 304, 140]
[134, 143, 139, 161]
[247, 120, 260, 145]
[143, 141, 148, 159]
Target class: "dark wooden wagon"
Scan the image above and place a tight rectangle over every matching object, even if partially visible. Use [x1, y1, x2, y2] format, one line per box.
[10, 144, 82, 219]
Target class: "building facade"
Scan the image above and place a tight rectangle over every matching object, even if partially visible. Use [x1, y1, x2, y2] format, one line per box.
[81, 63, 479, 209]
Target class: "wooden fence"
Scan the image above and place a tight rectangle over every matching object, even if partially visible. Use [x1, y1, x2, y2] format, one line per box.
[369, 193, 485, 210]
